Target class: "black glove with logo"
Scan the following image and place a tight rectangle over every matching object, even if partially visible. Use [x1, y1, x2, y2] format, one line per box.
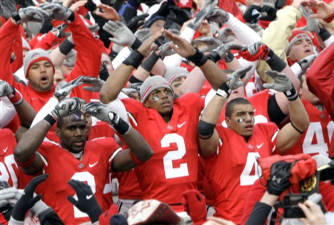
[67, 180, 102, 223]
[267, 161, 292, 196]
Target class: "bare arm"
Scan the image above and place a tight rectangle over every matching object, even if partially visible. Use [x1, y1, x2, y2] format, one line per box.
[112, 127, 153, 172]
[14, 99, 36, 128]
[14, 119, 49, 175]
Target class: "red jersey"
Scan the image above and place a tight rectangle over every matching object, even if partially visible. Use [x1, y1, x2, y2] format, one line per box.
[0, 129, 31, 188]
[205, 123, 279, 225]
[284, 100, 333, 157]
[36, 138, 121, 225]
[122, 93, 204, 211]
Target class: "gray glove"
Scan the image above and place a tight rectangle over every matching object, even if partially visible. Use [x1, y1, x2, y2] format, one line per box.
[54, 76, 85, 101]
[84, 102, 118, 124]
[40, 3, 73, 21]
[0, 0, 16, 19]
[227, 66, 252, 90]
[14, 6, 49, 23]
[86, 23, 99, 33]
[210, 43, 239, 63]
[187, 0, 217, 30]
[300, 6, 320, 34]
[134, 28, 151, 43]
[263, 71, 298, 101]
[51, 97, 83, 120]
[192, 36, 221, 52]
[0, 80, 15, 98]
[52, 23, 70, 38]
[206, 8, 230, 27]
[82, 77, 105, 92]
[103, 21, 136, 46]
[298, 54, 317, 75]
[158, 42, 175, 59]
[216, 27, 235, 43]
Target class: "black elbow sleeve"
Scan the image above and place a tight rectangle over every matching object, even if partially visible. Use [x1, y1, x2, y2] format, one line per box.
[198, 120, 216, 139]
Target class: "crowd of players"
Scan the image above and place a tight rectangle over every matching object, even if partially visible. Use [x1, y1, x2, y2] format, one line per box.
[0, 0, 334, 224]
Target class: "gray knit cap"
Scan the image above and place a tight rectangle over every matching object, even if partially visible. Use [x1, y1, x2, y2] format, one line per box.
[24, 48, 54, 77]
[140, 76, 173, 102]
[164, 66, 188, 85]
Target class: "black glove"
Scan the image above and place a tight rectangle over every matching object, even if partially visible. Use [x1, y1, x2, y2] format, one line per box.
[243, 5, 262, 24]
[127, 13, 149, 32]
[11, 174, 48, 221]
[267, 161, 292, 196]
[67, 180, 102, 223]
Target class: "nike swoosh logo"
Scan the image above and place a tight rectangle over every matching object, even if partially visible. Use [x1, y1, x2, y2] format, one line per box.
[256, 143, 264, 149]
[2, 147, 7, 153]
[86, 194, 93, 200]
[177, 121, 186, 128]
[89, 161, 98, 168]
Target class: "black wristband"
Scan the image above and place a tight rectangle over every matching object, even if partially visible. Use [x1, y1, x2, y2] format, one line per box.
[141, 52, 160, 72]
[113, 117, 130, 135]
[318, 26, 331, 42]
[186, 48, 208, 67]
[284, 86, 298, 101]
[67, 11, 75, 23]
[44, 114, 56, 126]
[123, 49, 144, 68]
[129, 75, 143, 83]
[208, 51, 221, 63]
[59, 39, 75, 55]
[224, 51, 234, 63]
[85, 0, 97, 11]
[266, 52, 286, 72]
[218, 82, 231, 97]
[198, 120, 216, 139]
[131, 38, 142, 50]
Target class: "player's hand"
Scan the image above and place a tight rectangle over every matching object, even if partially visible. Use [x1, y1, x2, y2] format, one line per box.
[11, 174, 48, 221]
[13, 6, 49, 24]
[263, 70, 298, 101]
[228, 66, 252, 89]
[137, 29, 163, 57]
[182, 190, 207, 224]
[230, 42, 271, 61]
[309, 0, 334, 21]
[165, 29, 196, 58]
[0, 80, 15, 98]
[216, 27, 235, 44]
[82, 77, 105, 92]
[206, 8, 230, 27]
[267, 161, 292, 196]
[67, 179, 102, 223]
[103, 20, 136, 46]
[211, 43, 239, 63]
[84, 101, 117, 124]
[127, 13, 149, 32]
[52, 23, 70, 38]
[187, 0, 217, 30]
[297, 54, 317, 75]
[300, 6, 320, 34]
[158, 41, 175, 59]
[134, 28, 151, 43]
[40, 3, 74, 21]
[51, 97, 83, 120]
[192, 36, 221, 52]
[95, 3, 120, 21]
[54, 76, 85, 101]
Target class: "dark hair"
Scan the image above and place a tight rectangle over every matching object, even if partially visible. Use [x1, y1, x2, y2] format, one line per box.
[225, 98, 251, 118]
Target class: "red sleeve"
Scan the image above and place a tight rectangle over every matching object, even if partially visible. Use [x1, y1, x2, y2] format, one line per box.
[33, 32, 59, 50]
[306, 43, 334, 120]
[67, 13, 102, 102]
[10, 31, 23, 73]
[0, 19, 20, 86]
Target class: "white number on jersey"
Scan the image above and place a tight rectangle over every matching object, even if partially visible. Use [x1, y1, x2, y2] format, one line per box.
[71, 172, 96, 218]
[240, 152, 261, 186]
[0, 155, 18, 187]
[303, 122, 333, 156]
[161, 133, 189, 179]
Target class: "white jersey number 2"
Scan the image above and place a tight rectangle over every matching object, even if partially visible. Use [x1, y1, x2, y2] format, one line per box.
[161, 133, 189, 179]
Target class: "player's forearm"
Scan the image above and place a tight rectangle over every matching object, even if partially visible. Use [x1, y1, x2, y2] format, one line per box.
[15, 100, 36, 128]
[178, 67, 206, 95]
[201, 94, 226, 124]
[100, 64, 133, 103]
[14, 120, 51, 163]
[288, 98, 309, 132]
[121, 128, 153, 163]
[200, 60, 228, 90]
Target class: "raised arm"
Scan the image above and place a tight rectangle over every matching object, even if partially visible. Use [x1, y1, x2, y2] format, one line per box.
[263, 71, 309, 153]
[84, 102, 153, 171]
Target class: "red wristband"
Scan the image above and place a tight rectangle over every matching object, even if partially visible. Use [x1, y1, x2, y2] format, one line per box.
[9, 89, 23, 105]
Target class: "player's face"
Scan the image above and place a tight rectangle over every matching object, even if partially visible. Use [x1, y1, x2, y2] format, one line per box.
[226, 104, 255, 138]
[288, 38, 315, 62]
[171, 77, 186, 96]
[57, 117, 89, 153]
[28, 60, 54, 92]
[144, 87, 174, 115]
